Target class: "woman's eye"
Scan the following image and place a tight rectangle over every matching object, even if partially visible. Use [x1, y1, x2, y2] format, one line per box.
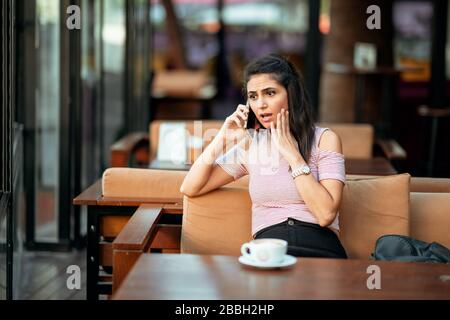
[267, 91, 275, 96]
[249, 95, 257, 100]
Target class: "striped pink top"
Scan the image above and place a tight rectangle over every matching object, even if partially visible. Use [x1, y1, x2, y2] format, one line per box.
[215, 127, 346, 236]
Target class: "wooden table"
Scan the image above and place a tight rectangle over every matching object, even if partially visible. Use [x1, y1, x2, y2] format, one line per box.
[345, 157, 397, 176]
[149, 158, 397, 176]
[113, 253, 450, 300]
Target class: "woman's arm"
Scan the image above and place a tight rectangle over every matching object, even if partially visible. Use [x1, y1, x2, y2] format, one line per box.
[289, 130, 344, 227]
[180, 104, 250, 197]
[180, 133, 232, 197]
[270, 109, 344, 227]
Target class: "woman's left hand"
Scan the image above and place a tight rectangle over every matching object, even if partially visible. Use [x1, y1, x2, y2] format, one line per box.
[270, 109, 305, 167]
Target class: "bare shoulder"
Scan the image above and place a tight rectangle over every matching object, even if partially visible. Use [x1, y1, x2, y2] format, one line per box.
[318, 129, 343, 154]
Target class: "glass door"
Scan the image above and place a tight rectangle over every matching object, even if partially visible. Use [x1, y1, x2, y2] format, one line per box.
[34, 0, 61, 243]
[20, 0, 149, 250]
[21, 0, 77, 250]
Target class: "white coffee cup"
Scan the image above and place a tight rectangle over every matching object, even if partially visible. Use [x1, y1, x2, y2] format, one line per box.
[240, 238, 288, 265]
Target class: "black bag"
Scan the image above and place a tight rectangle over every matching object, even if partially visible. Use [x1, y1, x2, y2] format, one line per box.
[372, 235, 450, 263]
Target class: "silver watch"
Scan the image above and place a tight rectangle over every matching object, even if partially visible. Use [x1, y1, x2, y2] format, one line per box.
[291, 164, 311, 179]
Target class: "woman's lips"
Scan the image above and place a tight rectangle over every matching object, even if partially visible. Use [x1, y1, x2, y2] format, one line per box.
[260, 114, 273, 123]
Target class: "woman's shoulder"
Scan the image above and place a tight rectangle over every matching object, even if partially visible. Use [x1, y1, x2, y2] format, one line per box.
[313, 126, 342, 154]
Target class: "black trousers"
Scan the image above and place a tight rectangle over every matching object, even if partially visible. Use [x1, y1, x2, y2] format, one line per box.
[254, 218, 348, 259]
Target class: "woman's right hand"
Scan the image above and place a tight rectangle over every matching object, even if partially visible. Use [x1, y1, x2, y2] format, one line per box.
[219, 104, 249, 142]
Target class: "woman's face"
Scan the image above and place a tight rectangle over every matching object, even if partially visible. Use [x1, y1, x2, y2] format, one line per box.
[246, 73, 289, 129]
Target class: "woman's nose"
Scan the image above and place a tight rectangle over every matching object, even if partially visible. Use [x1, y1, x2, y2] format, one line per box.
[256, 98, 268, 110]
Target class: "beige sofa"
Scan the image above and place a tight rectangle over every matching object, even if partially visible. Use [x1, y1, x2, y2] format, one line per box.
[103, 168, 450, 260]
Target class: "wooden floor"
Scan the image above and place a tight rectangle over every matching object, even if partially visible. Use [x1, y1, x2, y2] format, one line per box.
[17, 249, 87, 300]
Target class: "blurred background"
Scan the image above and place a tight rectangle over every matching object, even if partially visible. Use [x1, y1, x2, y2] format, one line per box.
[1, 0, 450, 299]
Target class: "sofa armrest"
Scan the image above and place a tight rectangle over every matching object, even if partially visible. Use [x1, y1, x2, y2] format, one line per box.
[374, 138, 407, 160]
[110, 132, 149, 167]
[112, 204, 163, 292]
[113, 205, 163, 251]
[410, 192, 450, 249]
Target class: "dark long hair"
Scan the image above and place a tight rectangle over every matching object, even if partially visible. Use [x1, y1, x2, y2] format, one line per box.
[242, 54, 316, 162]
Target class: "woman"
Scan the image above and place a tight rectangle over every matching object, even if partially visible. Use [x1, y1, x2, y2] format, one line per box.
[180, 54, 347, 259]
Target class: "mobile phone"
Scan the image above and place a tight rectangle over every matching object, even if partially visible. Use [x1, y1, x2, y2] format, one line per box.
[245, 100, 258, 129]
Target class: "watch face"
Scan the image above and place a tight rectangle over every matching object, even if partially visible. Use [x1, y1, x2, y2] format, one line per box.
[301, 166, 311, 174]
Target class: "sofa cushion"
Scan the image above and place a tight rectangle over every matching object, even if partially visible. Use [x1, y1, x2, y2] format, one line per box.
[181, 186, 253, 256]
[102, 168, 188, 199]
[152, 70, 210, 98]
[102, 168, 247, 199]
[410, 192, 450, 249]
[339, 174, 410, 259]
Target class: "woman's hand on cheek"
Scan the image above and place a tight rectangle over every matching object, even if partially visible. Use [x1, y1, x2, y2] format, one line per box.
[270, 109, 305, 166]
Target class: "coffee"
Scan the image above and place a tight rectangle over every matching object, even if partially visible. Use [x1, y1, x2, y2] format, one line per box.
[241, 238, 287, 264]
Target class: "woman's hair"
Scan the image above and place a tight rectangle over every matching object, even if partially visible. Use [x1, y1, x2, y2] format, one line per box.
[242, 53, 316, 162]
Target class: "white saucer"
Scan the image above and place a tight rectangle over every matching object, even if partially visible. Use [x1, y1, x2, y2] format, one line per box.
[238, 255, 297, 269]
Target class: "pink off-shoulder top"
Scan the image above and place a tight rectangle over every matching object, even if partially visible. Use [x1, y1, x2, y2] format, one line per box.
[215, 127, 346, 236]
